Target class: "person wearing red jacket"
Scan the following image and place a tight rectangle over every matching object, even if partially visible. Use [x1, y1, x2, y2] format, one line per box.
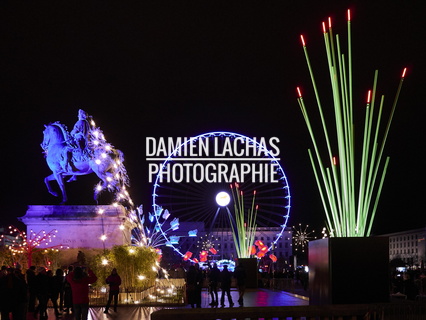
[65, 266, 97, 320]
[104, 268, 122, 313]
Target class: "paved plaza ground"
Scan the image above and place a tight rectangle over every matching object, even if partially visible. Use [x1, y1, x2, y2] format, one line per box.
[21, 288, 308, 320]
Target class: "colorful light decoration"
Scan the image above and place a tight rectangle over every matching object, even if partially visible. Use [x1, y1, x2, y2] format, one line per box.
[131, 205, 170, 248]
[293, 223, 316, 253]
[296, 9, 407, 237]
[229, 183, 258, 258]
[183, 251, 193, 261]
[3, 226, 68, 268]
[80, 115, 132, 207]
[199, 250, 208, 262]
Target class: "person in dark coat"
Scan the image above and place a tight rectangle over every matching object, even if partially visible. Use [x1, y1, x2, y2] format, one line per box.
[34, 267, 49, 319]
[194, 263, 203, 308]
[0, 267, 28, 320]
[104, 268, 122, 313]
[54, 268, 65, 312]
[63, 265, 74, 314]
[208, 263, 221, 307]
[26, 266, 37, 312]
[47, 269, 64, 316]
[185, 265, 198, 308]
[0, 266, 8, 319]
[234, 263, 247, 306]
[220, 265, 234, 307]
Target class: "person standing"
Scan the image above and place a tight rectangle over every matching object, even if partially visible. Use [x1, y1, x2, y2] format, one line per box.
[26, 266, 37, 312]
[34, 267, 49, 319]
[220, 265, 234, 308]
[208, 263, 220, 307]
[63, 265, 74, 314]
[234, 263, 247, 306]
[0, 266, 8, 319]
[47, 269, 64, 317]
[54, 269, 65, 313]
[66, 266, 97, 320]
[194, 264, 203, 308]
[104, 268, 121, 313]
[185, 265, 198, 308]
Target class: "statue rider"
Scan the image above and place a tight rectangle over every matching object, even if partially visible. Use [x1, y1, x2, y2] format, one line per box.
[64, 109, 91, 172]
[71, 109, 91, 153]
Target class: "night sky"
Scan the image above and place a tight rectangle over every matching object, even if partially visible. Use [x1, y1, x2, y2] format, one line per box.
[1, 1, 424, 236]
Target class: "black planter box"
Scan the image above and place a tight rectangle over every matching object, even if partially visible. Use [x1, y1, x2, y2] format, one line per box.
[236, 258, 258, 288]
[308, 237, 389, 305]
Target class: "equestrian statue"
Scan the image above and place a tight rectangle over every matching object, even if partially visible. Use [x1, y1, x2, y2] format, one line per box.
[41, 109, 131, 205]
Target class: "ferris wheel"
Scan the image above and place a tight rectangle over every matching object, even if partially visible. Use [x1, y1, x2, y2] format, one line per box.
[150, 131, 291, 259]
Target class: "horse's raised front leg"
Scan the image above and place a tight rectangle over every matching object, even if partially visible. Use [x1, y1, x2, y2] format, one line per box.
[54, 172, 68, 204]
[45, 172, 68, 204]
[45, 174, 59, 197]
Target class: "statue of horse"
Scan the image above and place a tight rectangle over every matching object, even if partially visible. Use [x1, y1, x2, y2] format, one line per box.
[41, 122, 129, 204]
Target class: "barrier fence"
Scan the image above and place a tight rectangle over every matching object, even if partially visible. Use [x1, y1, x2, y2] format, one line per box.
[150, 302, 426, 320]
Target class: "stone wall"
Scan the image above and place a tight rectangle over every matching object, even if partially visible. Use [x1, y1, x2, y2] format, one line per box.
[19, 205, 133, 249]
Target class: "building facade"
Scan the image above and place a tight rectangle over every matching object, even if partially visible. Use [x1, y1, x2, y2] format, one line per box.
[379, 227, 426, 267]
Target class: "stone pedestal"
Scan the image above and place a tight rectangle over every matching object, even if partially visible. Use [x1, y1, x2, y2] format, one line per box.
[19, 205, 133, 249]
[308, 237, 389, 305]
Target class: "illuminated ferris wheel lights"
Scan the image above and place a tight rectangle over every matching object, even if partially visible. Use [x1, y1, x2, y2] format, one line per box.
[151, 131, 291, 260]
[216, 191, 231, 207]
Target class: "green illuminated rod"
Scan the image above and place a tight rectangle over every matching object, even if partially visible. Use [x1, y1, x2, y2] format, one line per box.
[229, 183, 258, 258]
[296, 10, 407, 237]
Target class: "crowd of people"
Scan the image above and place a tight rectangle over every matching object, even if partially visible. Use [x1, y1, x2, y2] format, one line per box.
[185, 263, 247, 308]
[0, 264, 121, 320]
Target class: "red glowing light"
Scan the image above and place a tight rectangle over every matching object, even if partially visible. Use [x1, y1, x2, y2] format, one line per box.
[260, 246, 269, 253]
[328, 17, 332, 28]
[257, 251, 266, 258]
[347, 9, 351, 21]
[255, 240, 264, 247]
[183, 251, 193, 261]
[402, 68, 407, 78]
[322, 22, 326, 33]
[297, 87, 302, 97]
[333, 156, 338, 166]
[300, 34, 306, 46]
[367, 90, 372, 103]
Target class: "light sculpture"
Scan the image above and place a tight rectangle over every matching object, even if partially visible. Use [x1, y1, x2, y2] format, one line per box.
[297, 10, 407, 237]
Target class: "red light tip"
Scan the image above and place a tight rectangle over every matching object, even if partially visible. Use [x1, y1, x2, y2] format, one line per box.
[322, 22, 327, 33]
[328, 17, 332, 28]
[297, 87, 302, 97]
[402, 68, 407, 78]
[367, 90, 372, 104]
[300, 35, 306, 46]
[347, 9, 351, 21]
